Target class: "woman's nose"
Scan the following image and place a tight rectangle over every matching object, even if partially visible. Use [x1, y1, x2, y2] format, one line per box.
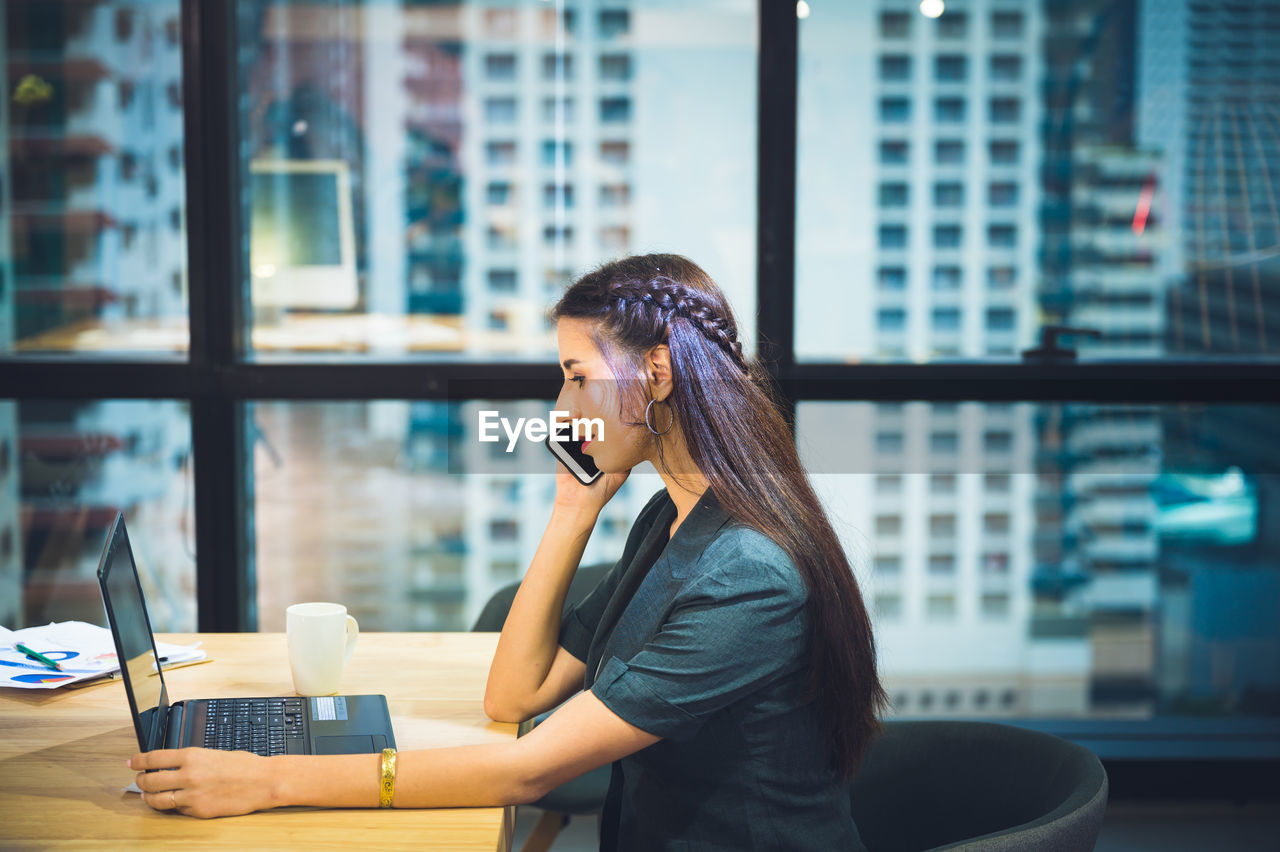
[555, 388, 579, 419]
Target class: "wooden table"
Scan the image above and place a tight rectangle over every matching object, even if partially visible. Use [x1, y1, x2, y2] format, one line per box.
[0, 633, 518, 851]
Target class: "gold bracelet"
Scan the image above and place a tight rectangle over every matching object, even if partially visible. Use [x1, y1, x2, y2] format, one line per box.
[378, 747, 398, 808]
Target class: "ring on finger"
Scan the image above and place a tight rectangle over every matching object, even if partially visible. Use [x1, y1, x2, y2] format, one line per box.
[171, 789, 177, 809]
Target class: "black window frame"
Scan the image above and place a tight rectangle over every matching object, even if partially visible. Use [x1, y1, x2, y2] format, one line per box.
[0, 0, 1277, 799]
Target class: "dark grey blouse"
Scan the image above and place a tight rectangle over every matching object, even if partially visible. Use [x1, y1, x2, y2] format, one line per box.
[558, 486, 867, 852]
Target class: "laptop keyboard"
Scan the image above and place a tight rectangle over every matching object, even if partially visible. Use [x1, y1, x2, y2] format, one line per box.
[204, 697, 307, 756]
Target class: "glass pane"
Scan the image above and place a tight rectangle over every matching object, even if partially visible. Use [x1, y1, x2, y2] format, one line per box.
[0, 400, 195, 631]
[238, 0, 756, 360]
[796, 401, 1280, 723]
[2, 1, 188, 354]
[797, 3, 1280, 362]
[250, 400, 672, 631]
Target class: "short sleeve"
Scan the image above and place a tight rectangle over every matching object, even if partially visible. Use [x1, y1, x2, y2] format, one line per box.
[558, 488, 671, 662]
[590, 530, 809, 741]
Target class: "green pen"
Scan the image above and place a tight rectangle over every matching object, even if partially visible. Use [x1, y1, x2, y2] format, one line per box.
[14, 643, 63, 671]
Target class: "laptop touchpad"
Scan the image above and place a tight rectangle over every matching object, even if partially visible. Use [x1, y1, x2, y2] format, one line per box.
[313, 734, 386, 754]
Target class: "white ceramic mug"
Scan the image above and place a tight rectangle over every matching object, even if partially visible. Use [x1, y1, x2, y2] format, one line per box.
[286, 602, 359, 696]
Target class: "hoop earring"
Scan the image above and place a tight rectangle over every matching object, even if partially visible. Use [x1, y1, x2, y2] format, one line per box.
[645, 398, 674, 435]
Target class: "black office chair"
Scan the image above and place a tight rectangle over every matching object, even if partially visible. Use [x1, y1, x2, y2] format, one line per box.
[472, 562, 614, 852]
[848, 720, 1109, 852]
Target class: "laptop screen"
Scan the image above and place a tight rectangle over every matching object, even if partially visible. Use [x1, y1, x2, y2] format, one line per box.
[97, 514, 169, 750]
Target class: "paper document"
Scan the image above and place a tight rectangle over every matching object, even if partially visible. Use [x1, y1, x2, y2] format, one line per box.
[0, 621, 205, 690]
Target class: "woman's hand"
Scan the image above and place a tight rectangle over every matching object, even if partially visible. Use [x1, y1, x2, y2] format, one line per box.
[130, 748, 281, 819]
[553, 468, 629, 521]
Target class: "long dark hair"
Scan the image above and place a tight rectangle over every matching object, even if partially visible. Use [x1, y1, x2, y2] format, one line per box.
[551, 253, 889, 780]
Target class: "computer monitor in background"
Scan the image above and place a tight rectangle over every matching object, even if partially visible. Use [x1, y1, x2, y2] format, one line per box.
[249, 158, 357, 310]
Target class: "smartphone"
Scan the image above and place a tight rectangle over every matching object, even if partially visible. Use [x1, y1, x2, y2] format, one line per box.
[545, 427, 602, 486]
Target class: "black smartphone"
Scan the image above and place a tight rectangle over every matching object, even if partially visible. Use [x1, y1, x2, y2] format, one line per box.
[545, 427, 602, 486]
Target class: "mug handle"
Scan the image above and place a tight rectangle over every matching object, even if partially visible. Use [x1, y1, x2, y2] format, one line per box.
[343, 614, 359, 665]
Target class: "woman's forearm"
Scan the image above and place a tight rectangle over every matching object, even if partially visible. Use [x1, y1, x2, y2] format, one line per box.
[275, 742, 540, 809]
[483, 506, 596, 718]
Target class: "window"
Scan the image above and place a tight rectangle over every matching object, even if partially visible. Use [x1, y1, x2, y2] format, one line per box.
[932, 266, 962, 291]
[880, 11, 911, 37]
[880, 55, 912, 81]
[927, 594, 957, 619]
[934, 182, 964, 207]
[874, 555, 902, 573]
[990, 97, 1021, 124]
[936, 139, 965, 164]
[991, 55, 1022, 81]
[934, 224, 962, 248]
[484, 97, 516, 124]
[487, 224, 517, 249]
[982, 552, 1010, 575]
[983, 513, 1011, 535]
[487, 269, 517, 293]
[935, 55, 967, 82]
[930, 432, 959, 455]
[542, 52, 573, 81]
[600, 54, 631, 81]
[880, 97, 910, 123]
[599, 9, 630, 38]
[930, 473, 957, 494]
[875, 594, 903, 619]
[600, 226, 630, 250]
[986, 309, 1016, 332]
[541, 139, 573, 166]
[988, 266, 1017, 290]
[984, 430, 1013, 452]
[932, 308, 961, 332]
[876, 474, 903, 494]
[541, 96, 575, 123]
[984, 474, 1012, 493]
[489, 519, 518, 541]
[992, 11, 1024, 38]
[935, 97, 966, 123]
[876, 431, 904, 454]
[486, 141, 516, 165]
[483, 8, 516, 37]
[542, 225, 573, 246]
[990, 140, 1019, 164]
[878, 267, 907, 291]
[982, 594, 1010, 618]
[878, 308, 907, 332]
[484, 53, 516, 81]
[879, 225, 908, 249]
[880, 140, 909, 164]
[988, 225, 1017, 247]
[937, 11, 968, 38]
[876, 514, 903, 536]
[600, 97, 631, 123]
[879, 182, 909, 207]
[599, 184, 630, 207]
[542, 183, 574, 209]
[928, 554, 956, 574]
[540, 6, 577, 37]
[600, 140, 629, 165]
[989, 182, 1019, 207]
[486, 181, 513, 206]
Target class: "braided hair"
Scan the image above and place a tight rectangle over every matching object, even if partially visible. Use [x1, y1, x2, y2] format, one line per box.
[550, 253, 890, 782]
[603, 272, 750, 375]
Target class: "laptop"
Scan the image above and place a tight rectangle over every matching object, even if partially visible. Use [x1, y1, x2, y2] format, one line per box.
[96, 512, 396, 757]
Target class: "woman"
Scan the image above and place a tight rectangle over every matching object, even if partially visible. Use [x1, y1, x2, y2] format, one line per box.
[129, 254, 888, 850]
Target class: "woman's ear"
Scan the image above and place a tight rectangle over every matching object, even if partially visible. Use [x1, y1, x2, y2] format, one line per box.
[645, 345, 674, 401]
